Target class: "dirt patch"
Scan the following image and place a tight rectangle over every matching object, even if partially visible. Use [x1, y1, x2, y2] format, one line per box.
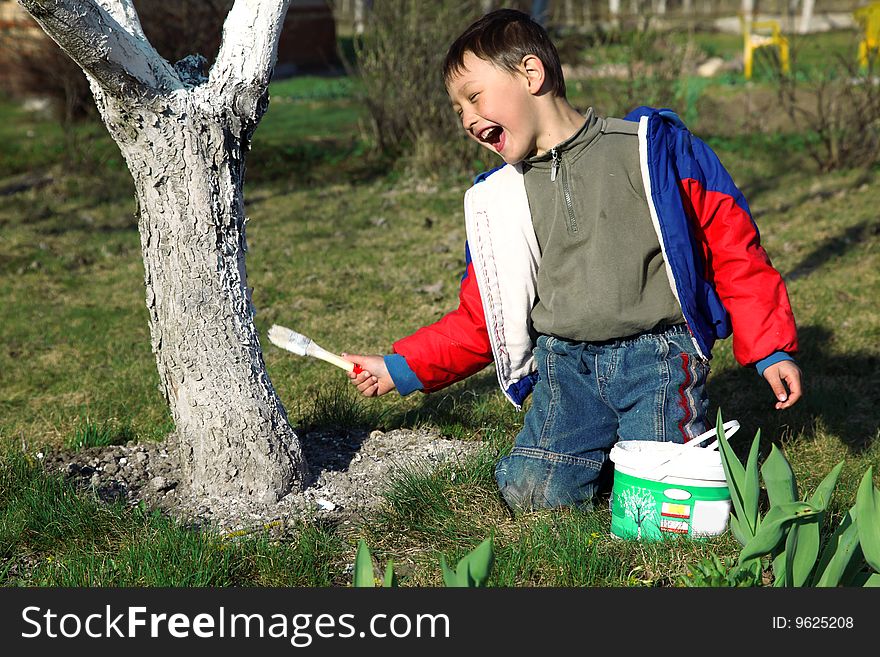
[38, 428, 483, 533]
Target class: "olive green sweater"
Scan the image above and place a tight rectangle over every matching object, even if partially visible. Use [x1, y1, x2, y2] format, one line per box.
[522, 109, 684, 342]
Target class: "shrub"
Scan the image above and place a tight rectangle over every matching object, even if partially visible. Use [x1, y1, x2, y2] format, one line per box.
[775, 58, 880, 171]
[348, 0, 493, 176]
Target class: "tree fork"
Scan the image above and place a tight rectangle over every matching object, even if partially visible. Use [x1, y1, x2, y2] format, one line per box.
[20, 0, 307, 503]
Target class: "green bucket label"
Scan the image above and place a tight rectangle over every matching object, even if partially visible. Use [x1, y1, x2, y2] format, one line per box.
[610, 469, 731, 541]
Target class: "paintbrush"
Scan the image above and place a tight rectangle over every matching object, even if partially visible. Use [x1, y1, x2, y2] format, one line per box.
[267, 324, 363, 374]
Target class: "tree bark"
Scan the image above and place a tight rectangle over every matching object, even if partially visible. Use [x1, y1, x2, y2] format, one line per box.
[20, 0, 307, 503]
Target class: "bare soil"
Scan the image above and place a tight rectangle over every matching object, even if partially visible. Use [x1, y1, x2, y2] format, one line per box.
[39, 428, 482, 533]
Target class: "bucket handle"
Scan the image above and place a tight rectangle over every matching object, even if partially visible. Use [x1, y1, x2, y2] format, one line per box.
[684, 420, 740, 451]
[640, 420, 741, 480]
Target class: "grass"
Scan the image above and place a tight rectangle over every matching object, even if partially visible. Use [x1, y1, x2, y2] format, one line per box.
[0, 450, 347, 586]
[64, 418, 136, 451]
[1, 25, 879, 587]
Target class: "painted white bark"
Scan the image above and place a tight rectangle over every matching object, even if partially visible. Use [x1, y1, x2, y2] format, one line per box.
[609, 0, 620, 20]
[20, 0, 307, 503]
[798, 0, 815, 35]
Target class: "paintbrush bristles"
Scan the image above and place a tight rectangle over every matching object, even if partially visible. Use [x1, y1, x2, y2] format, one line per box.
[267, 324, 311, 356]
[267, 324, 355, 372]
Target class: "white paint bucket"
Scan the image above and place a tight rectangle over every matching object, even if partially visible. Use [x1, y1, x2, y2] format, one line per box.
[609, 421, 739, 540]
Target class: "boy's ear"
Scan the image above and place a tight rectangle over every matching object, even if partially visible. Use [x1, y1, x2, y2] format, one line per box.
[520, 54, 546, 95]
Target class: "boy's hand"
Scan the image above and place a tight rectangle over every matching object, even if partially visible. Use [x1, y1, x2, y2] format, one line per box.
[341, 353, 396, 397]
[762, 360, 803, 410]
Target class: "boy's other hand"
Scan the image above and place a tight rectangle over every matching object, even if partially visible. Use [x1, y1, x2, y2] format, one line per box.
[762, 360, 803, 410]
[341, 353, 396, 397]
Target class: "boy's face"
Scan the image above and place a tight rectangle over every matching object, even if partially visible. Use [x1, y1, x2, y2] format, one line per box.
[446, 51, 541, 164]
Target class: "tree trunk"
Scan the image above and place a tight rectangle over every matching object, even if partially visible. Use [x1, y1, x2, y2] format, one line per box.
[21, 0, 307, 503]
[798, 0, 814, 35]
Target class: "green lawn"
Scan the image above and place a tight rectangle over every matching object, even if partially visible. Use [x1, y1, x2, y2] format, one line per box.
[1, 24, 879, 586]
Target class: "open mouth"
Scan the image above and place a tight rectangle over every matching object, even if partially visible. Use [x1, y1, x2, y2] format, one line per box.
[478, 126, 505, 152]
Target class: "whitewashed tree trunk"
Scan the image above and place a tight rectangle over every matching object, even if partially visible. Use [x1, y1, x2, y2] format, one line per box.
[20, 0, 307, 503]
[798, 0, 814, 35]
[354, 0, 371, 34]
[609, 0, 621, 27]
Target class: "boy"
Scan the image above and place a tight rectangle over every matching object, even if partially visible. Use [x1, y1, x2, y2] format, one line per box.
[342, 9, 802, 511]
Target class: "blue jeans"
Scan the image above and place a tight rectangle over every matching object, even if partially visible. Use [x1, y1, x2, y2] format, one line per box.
[494, 324, 710, 511]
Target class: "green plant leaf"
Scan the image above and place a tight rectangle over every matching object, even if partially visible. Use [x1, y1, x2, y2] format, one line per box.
[761, 444, 798, 507]
[783, 462, 845, 587]
[455, 558, 471, 587]
[809, 461, 845, 512]
[790, 516, 825, 587]
[462, 537, 494, 587]
[729, 514, 749, 546]
[855, 467, 880, 572]
[815, 507, 862, 587]
[383, 560, 398, 587]
[353, 539, 375, 588]
[439, 555, 459, 587]
[739, 502, 819, 564]
[743, 428, 762, 537]
[782, 524, 799, 586]
[715, 411, 752, 535]
[811, 505, 853, 586]
[860, 573, 880, 587]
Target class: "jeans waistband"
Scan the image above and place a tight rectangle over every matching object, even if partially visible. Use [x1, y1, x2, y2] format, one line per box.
[540, 323, 690, 351]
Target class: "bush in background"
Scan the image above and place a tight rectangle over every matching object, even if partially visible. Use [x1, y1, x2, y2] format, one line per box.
[775, 57, 880, 171]
[348, 0, 494, 177]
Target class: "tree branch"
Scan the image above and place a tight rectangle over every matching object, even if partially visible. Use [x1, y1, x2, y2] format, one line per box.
[94, 0, 146, 40]
[19, 0, 181, 98]
[209, 0, 290, 117]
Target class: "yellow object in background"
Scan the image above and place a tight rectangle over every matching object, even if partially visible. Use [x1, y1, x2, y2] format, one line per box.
[855, 2, 880, 71]
[741, 17, 791, 80]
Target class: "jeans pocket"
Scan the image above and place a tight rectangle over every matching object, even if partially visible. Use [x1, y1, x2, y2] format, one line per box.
[667, 330, 709, 369]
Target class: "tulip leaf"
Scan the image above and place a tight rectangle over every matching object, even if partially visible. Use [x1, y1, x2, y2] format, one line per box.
[860, 573, 880, 587]
[782, 462, 845, 587]
[789, 517, 821, 587]
[715, 411, 752, 535]
[463, 538, 494, 587]
[808, 461, 844, 512]
[761, 444, 797, 507]
[383, 561, 398, 587]
[729, 514, 749, 547]
[739, 502, 818, 564]
[439, 555, 459, 587]
[816, 507, 862, 587]
[855, 467, 880, 572]
[353, 539, 375, 588]
[743, 429, 762, 537]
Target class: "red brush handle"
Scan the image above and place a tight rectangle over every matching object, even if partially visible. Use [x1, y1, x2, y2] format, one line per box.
[352, 364, 364, 375]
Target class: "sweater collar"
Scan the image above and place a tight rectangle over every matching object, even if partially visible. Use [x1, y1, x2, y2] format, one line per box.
[524, 108, 602, 169]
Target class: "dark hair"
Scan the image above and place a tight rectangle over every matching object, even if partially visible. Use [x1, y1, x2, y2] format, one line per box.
[443, 8, 566, 97]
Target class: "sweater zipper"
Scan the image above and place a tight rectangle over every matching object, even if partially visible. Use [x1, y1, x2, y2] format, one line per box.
[551, 148, 578, 234]
[550, 147, 560, 182]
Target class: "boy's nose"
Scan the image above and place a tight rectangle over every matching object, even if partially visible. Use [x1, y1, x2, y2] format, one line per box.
[460, 110, 478, 133]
